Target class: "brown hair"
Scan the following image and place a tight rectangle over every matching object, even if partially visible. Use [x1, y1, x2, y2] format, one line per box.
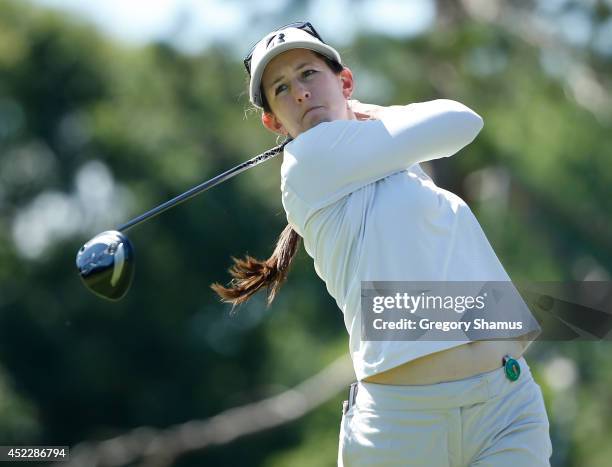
[211, 51, 343, 309]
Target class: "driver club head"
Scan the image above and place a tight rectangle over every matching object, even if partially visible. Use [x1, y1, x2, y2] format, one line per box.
[76, 230, 135, 301]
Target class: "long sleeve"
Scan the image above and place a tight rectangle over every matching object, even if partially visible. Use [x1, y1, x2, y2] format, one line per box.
[280, 99, 483, 209]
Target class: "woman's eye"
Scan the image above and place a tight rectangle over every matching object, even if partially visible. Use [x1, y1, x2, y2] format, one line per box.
[274, 71, 316, 95]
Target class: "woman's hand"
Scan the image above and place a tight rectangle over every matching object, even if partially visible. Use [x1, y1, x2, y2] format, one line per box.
[348, 99, 387, 121]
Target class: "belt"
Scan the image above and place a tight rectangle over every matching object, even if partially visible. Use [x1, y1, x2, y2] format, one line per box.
[342, 379, 360, 415]
[342, 354, 521, 415]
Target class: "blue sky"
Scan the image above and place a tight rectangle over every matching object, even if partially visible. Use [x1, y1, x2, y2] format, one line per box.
[30, 0, 436, 54]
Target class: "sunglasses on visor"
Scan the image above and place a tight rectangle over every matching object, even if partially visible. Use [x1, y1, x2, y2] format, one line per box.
[243, 21, 325, 75]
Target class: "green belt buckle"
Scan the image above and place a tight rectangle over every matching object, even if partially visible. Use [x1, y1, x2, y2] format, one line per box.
[503, 355, 521, 382]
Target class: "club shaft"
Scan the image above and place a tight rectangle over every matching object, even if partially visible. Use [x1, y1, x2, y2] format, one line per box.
[117, 141, 288, 233]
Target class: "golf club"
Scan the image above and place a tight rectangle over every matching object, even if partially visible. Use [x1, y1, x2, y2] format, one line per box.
[76, 140, 290, 301]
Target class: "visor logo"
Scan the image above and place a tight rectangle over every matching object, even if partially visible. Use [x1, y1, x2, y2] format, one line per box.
[267, 33, 286, 49]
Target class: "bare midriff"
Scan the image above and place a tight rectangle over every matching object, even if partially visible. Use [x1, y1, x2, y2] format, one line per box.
[363, 340, 529, 386]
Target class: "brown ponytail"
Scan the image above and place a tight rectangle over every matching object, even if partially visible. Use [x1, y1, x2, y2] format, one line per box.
[211, 224, 301, 309]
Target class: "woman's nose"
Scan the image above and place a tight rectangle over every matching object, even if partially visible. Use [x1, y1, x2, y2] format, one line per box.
[293, 82, 311, 102]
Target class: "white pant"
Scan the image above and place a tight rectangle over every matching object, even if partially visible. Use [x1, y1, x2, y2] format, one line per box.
[338, 357, 552, 466]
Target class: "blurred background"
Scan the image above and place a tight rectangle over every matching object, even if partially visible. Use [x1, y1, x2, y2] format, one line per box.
[0, 0, 611, 465]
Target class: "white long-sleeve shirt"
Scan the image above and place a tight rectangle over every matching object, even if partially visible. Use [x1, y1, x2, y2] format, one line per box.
[280, 99, 522, 380]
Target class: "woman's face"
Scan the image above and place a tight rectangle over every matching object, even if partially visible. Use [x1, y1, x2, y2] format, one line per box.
[261, 49, 354, 138]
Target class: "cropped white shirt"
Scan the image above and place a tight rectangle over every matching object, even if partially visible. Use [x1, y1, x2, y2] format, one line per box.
[280, 99, 515, 380]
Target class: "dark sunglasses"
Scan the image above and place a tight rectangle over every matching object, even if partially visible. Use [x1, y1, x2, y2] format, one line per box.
[243, 21, 325, 76]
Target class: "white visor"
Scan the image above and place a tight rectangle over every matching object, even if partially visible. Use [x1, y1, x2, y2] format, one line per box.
[247, 26, 342, 108]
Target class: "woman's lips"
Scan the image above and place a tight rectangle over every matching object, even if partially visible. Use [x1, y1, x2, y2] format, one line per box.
[303, 106, 323, 119]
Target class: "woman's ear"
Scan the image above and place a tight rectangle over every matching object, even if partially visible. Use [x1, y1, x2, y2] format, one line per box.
[339, 67, 355, 99]
[261, 112, 288, 136]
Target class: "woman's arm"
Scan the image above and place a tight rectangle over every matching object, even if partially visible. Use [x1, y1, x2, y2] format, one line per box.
[281, 99, 484, 208]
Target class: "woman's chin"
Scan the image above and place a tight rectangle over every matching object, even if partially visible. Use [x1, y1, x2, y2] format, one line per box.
[304, 115, 331, 131]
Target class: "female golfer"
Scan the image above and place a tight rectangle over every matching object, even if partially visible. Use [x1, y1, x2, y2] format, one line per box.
[213, 22, 552, 466]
